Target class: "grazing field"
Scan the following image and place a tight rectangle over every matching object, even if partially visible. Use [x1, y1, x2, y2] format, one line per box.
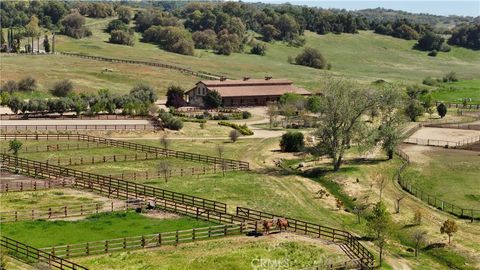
[430, 80, 480, 104]
[53, 18, 480, 90]
[74, 234, 348, 270]
[401, 146, 480, 209]
[0, 55, 197, 98]
[0, 189, 112, 211]
[1, 211, 216, 248]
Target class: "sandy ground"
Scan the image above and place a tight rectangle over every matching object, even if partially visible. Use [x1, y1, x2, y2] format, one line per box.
[0, 119, 150, 125]
[408, 127, 480, 142]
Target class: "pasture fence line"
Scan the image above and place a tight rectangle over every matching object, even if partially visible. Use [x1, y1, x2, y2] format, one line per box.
[0, 114, 149, 121]
[38, 222, 260, 259]
[110, 164, 237, 181]
[0, 133, 250, 170]
[435, 101, 480, 110]
[235, 207, 374, 269]
[0, 201, 137, 223]
[0, 154, 228, 214]
[1, 142, 105, 154]
[0, 237, 88, 270]
[0, 178, 71, 193]
[394, 148, 478, 222]
[60, 52, 222, 80]
[403, 135, 480, 148]
[423, 122, 480, 130]
[0, 124, 157, 131]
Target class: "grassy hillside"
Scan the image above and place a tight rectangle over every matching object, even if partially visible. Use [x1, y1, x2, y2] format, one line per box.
[52, 18, 480, 92]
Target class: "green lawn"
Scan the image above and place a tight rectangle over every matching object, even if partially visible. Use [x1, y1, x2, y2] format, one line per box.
[430, 80, 480, 104]
[402, 149, 480, 209]
[74, 235, 346, 270]
[1, 211, 216, 248]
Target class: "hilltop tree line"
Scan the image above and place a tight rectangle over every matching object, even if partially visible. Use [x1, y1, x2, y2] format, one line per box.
[1, 1, 478, 55]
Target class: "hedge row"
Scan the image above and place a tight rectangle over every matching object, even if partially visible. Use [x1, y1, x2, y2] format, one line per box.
[218, 121, 254, 136]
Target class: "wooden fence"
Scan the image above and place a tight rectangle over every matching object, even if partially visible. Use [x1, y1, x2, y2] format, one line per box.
[403, 135, 480, 148]
[0, 133, 250, 170]
[1, 142, 106, 154]
[38, 223, 254, 258]
[423, 122, 480, 130]
[110, 165, 235, 181]
[0, 124, 156, 131]
[395, 148, 479, 221]
[0, 237, 87, 270]
[0, 154, 227, 213]
[435, 101, 480, 110]
[60, 52, 221, 80]
[0, 201, 136, 223]
[0, 179, 70, 192]
[0, 114, 149, 120]
[235, 207, 374, 269]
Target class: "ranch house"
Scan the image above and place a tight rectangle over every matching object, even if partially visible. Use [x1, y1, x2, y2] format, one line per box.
[185, 77, 311, 107]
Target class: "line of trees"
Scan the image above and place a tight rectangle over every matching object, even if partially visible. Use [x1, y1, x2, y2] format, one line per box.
[1, 83, 157, 117]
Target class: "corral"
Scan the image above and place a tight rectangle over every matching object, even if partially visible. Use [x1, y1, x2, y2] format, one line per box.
[0, 132, 374, 270]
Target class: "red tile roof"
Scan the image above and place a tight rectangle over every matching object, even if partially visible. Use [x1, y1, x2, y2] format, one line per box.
[188, 79, 310, 97]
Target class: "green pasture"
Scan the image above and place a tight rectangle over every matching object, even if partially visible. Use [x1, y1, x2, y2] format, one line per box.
[1, 211, 215, 248]
[430, 80, 480, 104]
[0, 189, 107, 211]
[402, 149, 480, 210]
[52, 18, 480, 89]
[74, 236, 347, 270]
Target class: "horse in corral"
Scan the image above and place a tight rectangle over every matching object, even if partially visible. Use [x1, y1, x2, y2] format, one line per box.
[277, 218, 289, 232]
[262, 220, 274, 235]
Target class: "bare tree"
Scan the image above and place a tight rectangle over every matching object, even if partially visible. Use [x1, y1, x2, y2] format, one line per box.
[158, 161, 170, 183]
[315, 79, 379, 171]
[160, 134, 169, 150]
[266, 102, 278, 128]
[413, 209, 423, 225]
[216, 144, 226, 177]
[374, 172, 388, 201]
[394, 192, 406, 213]
[229, 130, 240, 142]
[412, 230, 427, 257]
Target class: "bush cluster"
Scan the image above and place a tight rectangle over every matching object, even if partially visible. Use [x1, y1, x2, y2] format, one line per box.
[0, 76, 37, 93]
[218, 121, 253, 135]
[280, 132, 304, 152]
[159, 111, 184, 130]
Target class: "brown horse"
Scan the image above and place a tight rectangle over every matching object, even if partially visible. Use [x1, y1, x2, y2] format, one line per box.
[277, 218, 289, 232]
[263, 220, 274, 235]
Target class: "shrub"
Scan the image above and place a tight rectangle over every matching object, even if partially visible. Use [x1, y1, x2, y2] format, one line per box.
[204, 90, 222, 108]
[428, 50, 437, 57]
[422, 77, 437, 86]
[1, 80, 18, 93]
[109, 30, 135, 46]
[405, 100, 425, 122]
[18, 76, 37, 91]
[280, 132, 304, 152]
[250, 42, 267, 55]
[229, 130, 241, 142]
[106, 19, 129, 33]
[1, 92, 11, 106]
[306, 95, 322, 113]
[51, 79, 73, 97]
[61, 12, 92, 39]
[159, 111, 183, 130]
[443, 72, 458, 82]
[241, 111, 252, 119]
[295, 47, 327, 69]
[437, 103, 447, 118]
[218, 121, 253, 135]
[192, 29, 217, 49]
